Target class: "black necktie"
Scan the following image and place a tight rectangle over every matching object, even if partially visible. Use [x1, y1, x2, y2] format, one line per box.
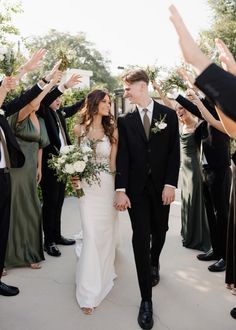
[0, 128, 11, 168]
[54, 112, 67, 145]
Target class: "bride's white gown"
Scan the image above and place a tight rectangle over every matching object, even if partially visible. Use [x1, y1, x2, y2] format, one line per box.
[75, 135, 118, 308]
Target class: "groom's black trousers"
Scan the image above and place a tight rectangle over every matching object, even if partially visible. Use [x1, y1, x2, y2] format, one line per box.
[128, 176, 170, 301]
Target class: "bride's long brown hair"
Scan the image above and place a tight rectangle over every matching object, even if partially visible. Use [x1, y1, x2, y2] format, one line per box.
[78, 89, 116, 143]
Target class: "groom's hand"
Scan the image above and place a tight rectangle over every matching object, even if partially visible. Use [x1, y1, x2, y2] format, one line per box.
[162, 186, 175, 205]
[114, 191, 131, 211]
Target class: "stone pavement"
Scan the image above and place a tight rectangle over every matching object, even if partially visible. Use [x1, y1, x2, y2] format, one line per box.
[0, 190, 235, 330]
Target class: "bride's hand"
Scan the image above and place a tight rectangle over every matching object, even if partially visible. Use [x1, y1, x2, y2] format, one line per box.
[71, 176, 80, 190]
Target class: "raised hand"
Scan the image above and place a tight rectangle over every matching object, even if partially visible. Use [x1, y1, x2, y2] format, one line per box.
[215, 38, 236, 75]
[45, 59, 62, 83]
[23, 48, 46, 72]
[64, 73, 81, 89]
[169, 4, 211, 75]
[1, 76, 16, 92]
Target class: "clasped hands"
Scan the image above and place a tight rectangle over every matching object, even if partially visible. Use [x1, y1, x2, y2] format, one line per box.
[113, 186, 175, 211]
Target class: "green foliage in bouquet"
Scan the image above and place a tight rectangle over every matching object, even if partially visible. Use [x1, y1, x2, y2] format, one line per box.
[47, 141, 109, 198]
[57, 49, 76, 72]
[160, 69, 187, 95]
[145, 65, 162, 82]
[0, 46, 19, 76]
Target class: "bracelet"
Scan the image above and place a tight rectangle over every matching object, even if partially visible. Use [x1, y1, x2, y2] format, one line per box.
[42, 77, 50, 84]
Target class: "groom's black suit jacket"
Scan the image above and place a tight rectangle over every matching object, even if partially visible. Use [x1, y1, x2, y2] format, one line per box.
[115, 100, 180, 196]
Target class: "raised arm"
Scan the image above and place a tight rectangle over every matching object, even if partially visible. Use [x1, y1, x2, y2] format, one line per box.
[215, 38, 236, 76]
[17, 70, 61, 123]
[15, 48, 46, 81]
[169, 4, 211, 75]
[152, 80, 174, 109]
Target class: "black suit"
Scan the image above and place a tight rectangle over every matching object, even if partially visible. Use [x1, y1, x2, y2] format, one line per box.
[38, 95, 84, 244]
[0, 84, 43, 277]
[115, 100, 180, 300]
[195, 63, 236, 122]
[176, 95, 231, 259]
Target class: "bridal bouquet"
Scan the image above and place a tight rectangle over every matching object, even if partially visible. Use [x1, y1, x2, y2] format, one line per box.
[160, 69, 187, 95]
[0, 46, 18, 76]
[48, 140, 109, 197]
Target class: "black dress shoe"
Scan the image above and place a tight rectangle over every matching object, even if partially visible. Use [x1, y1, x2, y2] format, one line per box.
[44, 243, 61, 257]
[230, 307, 236, 319]
[208, 258, 226, 272]
[55, 236, 75, 245]
[0, 282, 19, 296]
[151, 265, 160, 287]
[197, 250, 219, 261]
[138, 301, 154, 330]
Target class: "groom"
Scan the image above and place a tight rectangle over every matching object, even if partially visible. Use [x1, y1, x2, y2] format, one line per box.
[114, 69, 180, 330]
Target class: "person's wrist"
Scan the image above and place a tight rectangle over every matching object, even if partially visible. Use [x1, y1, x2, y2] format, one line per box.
[42, 76, 50, 84]
[63, 83, 69, 89]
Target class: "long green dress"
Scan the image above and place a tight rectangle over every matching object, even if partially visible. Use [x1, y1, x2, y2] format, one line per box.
[180, 132, 211, 252]
[5, 113, 49, 267]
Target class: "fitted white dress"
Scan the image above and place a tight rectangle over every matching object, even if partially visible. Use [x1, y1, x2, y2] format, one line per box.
[75, 135, 118, 308]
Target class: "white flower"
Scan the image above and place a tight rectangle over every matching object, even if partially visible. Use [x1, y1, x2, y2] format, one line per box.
[0, 54, 4, 62]
[157, 122, 167, 130]
[60, 145, 74, 154]
[73, 160, 86, 173]
[81, 144, 92, 153]
[83, 155, 88, 162]
[0, 46, 7, 56]
[64, 163, 75, 174]
[0, 109, 5, 116]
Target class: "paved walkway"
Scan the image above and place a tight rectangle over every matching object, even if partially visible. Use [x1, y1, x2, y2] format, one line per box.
[1, 190, 235, 330]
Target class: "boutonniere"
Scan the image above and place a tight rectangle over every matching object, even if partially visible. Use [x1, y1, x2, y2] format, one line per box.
[0, 109, 5, 116]
[61, 110, 66, 117]
[151, 114, 167, 133]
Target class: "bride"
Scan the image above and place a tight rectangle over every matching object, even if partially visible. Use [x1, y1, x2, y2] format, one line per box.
[73, 89, 118, 315]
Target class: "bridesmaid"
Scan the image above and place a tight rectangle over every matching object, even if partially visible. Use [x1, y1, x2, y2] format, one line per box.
[5, 69, 61, 270]
[175, 102, 211, 252]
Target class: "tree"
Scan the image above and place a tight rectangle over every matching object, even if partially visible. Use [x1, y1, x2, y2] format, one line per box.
[23, 30, 118, 91]
[0, 0, 22, 44]
[199, 0, 236, 60]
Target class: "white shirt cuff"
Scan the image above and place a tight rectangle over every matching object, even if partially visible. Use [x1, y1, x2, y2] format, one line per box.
[116, 188, 126, 192]
[165, 184, 176, 189]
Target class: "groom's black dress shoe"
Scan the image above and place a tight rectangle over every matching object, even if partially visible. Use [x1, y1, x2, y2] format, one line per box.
[230, 307, 236, 319]
[151, 265, 160, 287]
[138, 301, 154, 330]
[208, 258, 226, 272]
[44, 243, 61, 257]
[197, 250, 219, 261]
[0, 282, 19, 296]
[55, 236, 75, 246]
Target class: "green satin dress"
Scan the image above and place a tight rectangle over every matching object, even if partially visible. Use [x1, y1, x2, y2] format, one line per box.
[5, 113, 49, 267]
[180, 133, 211, 252]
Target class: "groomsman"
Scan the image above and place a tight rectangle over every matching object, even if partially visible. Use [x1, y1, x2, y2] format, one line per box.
[176, 95, 231, 272]
[39, 74, 84, 257]
[0, 77, 45, 295]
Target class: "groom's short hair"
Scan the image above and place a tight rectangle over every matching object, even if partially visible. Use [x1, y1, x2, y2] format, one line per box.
[122, 69, 149, 85]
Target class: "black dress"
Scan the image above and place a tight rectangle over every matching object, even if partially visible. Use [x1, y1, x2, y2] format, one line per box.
[225, 162, 236, 287]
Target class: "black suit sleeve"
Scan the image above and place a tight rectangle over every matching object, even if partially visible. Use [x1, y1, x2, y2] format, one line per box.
[62, 98, 85, 118]
[115, 116, 130, 190]
[195, 63, 236, 122]
[3, 84, 42, 117]
[164, 109, 180, 187]
[176, 95, 203, 119]
[42, 86, 63, 107]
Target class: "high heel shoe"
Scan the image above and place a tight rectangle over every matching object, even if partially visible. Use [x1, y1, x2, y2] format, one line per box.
[81, 307, 94, 315]
[231, 288, 236, 295]
[30, 263, 41, 269]
[2, 268, 7, 276]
